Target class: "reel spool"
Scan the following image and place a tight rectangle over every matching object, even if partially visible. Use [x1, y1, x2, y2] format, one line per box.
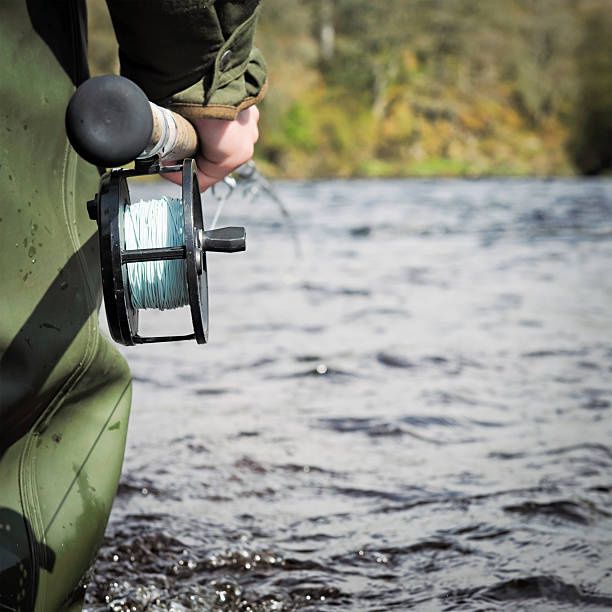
[66, 75, 246, 345]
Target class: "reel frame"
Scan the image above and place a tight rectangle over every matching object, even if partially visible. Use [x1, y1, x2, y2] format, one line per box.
[89, 157, 245, 346]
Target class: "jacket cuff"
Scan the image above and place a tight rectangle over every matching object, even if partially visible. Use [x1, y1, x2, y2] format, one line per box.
[158, 6, 267, 121]
[165, 50, 267, 121]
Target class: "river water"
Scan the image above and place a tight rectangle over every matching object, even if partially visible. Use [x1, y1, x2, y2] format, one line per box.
[84, 178, 612, 611]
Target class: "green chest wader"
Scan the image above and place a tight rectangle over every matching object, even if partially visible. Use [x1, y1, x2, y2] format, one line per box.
[0, 2, 132, 609]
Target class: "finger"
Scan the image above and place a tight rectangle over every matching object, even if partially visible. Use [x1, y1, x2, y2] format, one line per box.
[160, 168, 182, 187]
[195, 139, 255, 185]
[159, 165, 219, 193]
[160, 157, 254, 192]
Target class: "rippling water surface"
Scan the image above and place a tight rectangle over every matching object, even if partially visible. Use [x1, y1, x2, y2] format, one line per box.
[85, 178, 612, 611]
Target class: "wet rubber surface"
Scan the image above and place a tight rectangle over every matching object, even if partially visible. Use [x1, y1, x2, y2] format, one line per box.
[85, 179, 612, 611]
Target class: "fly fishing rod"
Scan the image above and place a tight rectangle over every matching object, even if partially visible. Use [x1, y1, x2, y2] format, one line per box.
[65, 75, 246, 346]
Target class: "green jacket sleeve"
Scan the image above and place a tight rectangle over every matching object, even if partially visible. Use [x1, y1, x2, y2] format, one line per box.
[105, 0, 267, 120]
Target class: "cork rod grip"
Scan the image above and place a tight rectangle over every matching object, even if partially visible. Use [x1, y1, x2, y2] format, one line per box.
[148, 103, 199, 162]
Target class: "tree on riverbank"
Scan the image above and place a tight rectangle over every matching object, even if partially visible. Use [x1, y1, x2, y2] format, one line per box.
[568, 0, 612, 175]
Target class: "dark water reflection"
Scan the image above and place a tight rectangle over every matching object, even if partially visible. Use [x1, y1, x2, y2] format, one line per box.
[85, 179, 612, 611]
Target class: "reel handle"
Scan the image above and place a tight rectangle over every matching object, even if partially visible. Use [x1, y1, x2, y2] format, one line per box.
[65, 74, 198, 168]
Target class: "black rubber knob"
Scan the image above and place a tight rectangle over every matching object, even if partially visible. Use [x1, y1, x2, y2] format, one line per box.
[65, 75, 153, 168]
[202, 227, 247, 253]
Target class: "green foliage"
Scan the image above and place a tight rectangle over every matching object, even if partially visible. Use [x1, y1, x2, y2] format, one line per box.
[282, 102, 317, 151]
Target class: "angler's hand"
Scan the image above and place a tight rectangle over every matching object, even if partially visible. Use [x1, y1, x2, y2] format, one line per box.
[163, 106, 259, 191]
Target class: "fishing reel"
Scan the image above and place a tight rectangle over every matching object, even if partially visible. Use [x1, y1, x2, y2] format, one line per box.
[66, 75, 246, 345]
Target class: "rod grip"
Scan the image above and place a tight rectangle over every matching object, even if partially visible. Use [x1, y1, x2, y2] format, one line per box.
[169, 110, 200, 161]
[66, 74, 199, 167]
[147, 103, 199, 162]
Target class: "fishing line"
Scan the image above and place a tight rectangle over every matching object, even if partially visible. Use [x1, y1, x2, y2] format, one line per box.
[123, 196, 189, 310]
[210, 175, 237, 230]
[211, 161, 303, 258]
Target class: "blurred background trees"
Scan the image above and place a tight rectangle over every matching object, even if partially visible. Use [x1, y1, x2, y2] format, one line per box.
[568, 0, 612, 175]
[87, 0, 612, 178]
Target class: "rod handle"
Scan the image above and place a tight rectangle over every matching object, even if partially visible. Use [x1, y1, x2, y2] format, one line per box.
[66, 75, 198, 168]
[145, 103, 199, 163]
